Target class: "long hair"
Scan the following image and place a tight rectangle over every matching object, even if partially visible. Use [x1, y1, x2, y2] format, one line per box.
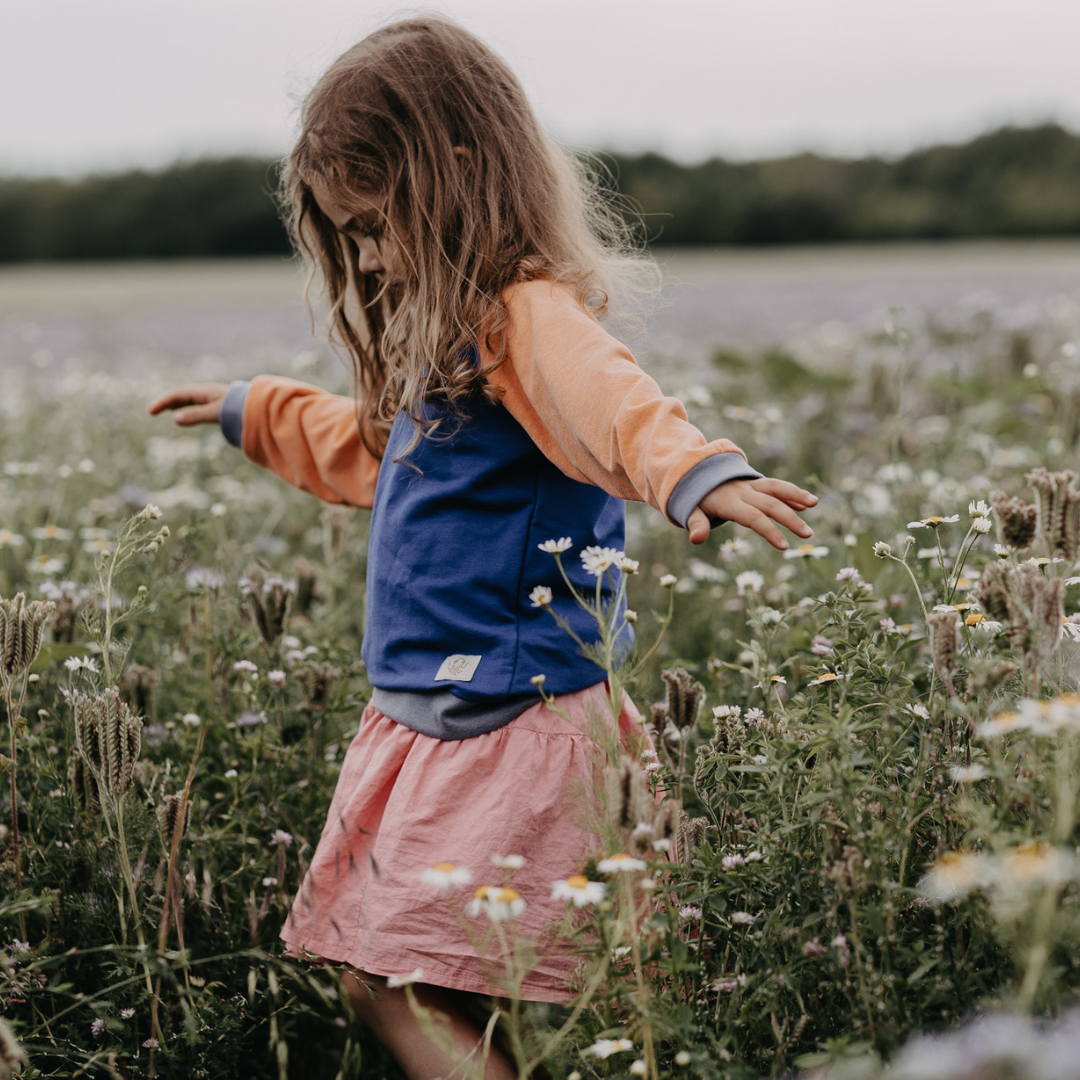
[282, 16, 652, 457]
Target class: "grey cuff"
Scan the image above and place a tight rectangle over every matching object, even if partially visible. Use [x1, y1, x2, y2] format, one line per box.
[219, 381, 251, 449]
[666, 452, 764, 529]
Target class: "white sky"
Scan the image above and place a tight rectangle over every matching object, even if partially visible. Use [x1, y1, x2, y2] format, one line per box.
[4, 0, 1080, 176]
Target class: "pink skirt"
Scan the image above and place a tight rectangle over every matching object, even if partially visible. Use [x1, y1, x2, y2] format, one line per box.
[280, 682, 644, 1003]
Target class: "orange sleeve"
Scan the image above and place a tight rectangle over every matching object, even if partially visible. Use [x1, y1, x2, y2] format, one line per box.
[240, 376, 381, 509]
[483, 279, 751, 523]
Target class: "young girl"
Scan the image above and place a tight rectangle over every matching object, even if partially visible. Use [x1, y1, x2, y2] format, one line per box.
[150, 17, 816, 1077]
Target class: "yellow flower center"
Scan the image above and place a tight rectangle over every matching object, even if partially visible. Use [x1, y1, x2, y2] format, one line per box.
[925, 516, 945, 525]
[608, 853, 632, 862]
[495, 888, 521, 903]
[473, 885, 492, 899]
[433, 862, 456, 873]
[966, 613, 985, 625]
[567, 875, 589, 889]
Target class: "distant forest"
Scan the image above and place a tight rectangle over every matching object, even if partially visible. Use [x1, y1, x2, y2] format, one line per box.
[3, 123, 1080, 261]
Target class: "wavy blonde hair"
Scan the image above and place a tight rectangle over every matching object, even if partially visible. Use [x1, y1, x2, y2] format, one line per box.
[282, 16, 652, 457]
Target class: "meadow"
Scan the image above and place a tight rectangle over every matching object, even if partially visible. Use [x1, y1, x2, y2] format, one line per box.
[2, 251, 1080, 1078]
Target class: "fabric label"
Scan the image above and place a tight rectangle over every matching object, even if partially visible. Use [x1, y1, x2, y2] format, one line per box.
[434, 654, 482, 682]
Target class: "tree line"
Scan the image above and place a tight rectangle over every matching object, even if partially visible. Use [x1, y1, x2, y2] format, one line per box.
[3, 123, 1080, 261]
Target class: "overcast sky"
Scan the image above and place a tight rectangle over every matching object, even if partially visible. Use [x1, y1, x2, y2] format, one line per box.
[5, 0, 1080, 176]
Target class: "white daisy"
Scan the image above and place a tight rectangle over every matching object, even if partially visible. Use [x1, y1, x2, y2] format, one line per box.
[528, 585, 553, 607]
[597, 853, 648, 873]
[386, 969, 424, 988]
[537, 537, 573, 554]
[907, 515, 960, 529]
[466, 885, 526, 921]
[551, 874, 606, 906]
[31, 525, 73, 541]
[420, 862, 473, 892]
[783, 544, 829, 560]
[580, 546, 622, 577]
[585, 1037, 635, 1059]
[491, 854, 526, 870]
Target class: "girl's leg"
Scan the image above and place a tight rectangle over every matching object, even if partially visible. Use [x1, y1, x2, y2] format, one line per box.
[343, 969, 517, 1080]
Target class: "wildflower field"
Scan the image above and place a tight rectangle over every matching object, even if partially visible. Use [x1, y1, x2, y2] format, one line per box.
[3, 272, 1080, 1079]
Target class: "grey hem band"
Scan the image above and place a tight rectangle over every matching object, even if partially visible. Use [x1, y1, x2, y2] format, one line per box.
[219, 380, 251, 449]
[371, 687, 540, 741]
[666, 452, 764, 529]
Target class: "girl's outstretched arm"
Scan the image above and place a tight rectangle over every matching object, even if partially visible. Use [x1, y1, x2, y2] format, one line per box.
[486, 280, 816, 549]
[149, 378, 382, 510]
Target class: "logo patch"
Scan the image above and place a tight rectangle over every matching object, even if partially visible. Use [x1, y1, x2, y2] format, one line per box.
[434, 654, 482, 682]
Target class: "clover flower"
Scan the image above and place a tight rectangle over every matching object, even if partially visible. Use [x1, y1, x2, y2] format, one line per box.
[528, 586, 553, 608]
[835, 567, 861, 581]
[873, 541, 892, 557]
[537, 537, 572, 554]
[467, 885, 526, 921]
[267, 670, 286, 688]
[272, 829, 293, 846]
[91, 1018, 107, 1037]
[730, 911, 755, 925]
[722, 854, 746, 871]
[679, 904, 702, 920]
[181, 712, 201, 727]
[233, 660, 258, 674]
[811, 635, 833, 656]
[420, 861, 472, 892]
[551, 874, 606, 906]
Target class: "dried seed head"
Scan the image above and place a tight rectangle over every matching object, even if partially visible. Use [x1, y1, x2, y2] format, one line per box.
[0, 593, 55, 682]
[974, 562, 1012, 623]
[70, 749, 100, 812]
[661, 668, 706, 730]
[927, 610, 961, 696]
[156, 792, 192, 848]
[244, 573, 295, 645]
[70, 689, 143, 801]
[1026, 467, 1079, 555]
[299, 662, 342, 708]
[992, 493, 1038, 551]
[118, 664, 157, 717]
[677, 811, 709, 870]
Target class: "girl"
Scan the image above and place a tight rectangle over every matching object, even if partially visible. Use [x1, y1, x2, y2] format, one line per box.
[150, 17, 816, 1078]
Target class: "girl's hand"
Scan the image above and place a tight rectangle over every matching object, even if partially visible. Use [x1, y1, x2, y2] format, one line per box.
[688, 477, 818, 550]
[147, 383, 229, 426]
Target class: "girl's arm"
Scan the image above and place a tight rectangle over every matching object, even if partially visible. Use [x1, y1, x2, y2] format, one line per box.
[148, 378, 381, 509]
[486, 280, 816, 550]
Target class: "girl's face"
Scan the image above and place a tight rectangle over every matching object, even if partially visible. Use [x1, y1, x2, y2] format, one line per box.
[310, 177, 398, 278]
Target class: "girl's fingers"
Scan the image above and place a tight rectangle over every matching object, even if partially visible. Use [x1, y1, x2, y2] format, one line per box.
[147, 383, 227, 414]
[747, 490, 814, 539]
[687, 506, 711, 545]
[752, 477, 818, 508]
[172, 403, 221, 426]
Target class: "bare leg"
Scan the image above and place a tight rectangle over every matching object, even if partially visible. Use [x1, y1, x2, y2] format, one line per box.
[343, 969, 517, 1080]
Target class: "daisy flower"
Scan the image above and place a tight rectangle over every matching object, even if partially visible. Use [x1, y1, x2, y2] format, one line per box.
[233, 660, 258, 674]
[491, 854, 526, 870]
[387, 969, 424, 988]
[580, 546, 622, 577]
[420, 862, 473, 892]
[585, 1038, 635, 1059]
[551, 874, 606, 906]
[64, 656, 99, 673]
[597, 853, 648, 873]
[528, 586, 553, 608]
[735, 570, 764, 596]
[466, 885, 526, 921]
[783, 544, 829, 560]
[31, 525, 73, 541]
[537, 537, 572, 554]
[0, 530, 26, 547]
[28, 555, 64, 575]
[907, 515, 960, 529]
[616, 555, 640, 573]
[267, 670, 287, 688]
[659, 573, 678, 588]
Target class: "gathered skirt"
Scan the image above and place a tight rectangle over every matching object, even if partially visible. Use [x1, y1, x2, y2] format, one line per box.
[280, 682, 644, 1003]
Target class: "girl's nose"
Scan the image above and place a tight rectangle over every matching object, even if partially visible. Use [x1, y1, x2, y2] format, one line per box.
[356, 238, 384, 275]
